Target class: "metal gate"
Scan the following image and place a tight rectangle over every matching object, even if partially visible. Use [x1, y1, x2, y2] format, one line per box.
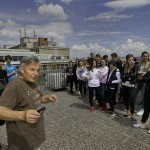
[37, 63, 67, 91]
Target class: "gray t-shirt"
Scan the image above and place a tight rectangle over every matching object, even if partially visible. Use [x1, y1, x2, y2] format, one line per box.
[0, 77, 45, 150]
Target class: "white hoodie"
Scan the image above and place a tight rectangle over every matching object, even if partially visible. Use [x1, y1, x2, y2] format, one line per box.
[81, 68, 101, 87]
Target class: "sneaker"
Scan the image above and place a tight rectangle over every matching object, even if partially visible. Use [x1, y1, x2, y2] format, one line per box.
[99, 107, 105, 112]
[148, 129, 150, 134]
[136, 109, 144, 116]
[70, 90, 73, 94]
[111, 112, 116, 117]
[123, 114, 131, 118]
[107, 108, 113, 112]
[79, 95, 83, 97]
[90, 107, 94, 112]
[133, 123, 145, 129]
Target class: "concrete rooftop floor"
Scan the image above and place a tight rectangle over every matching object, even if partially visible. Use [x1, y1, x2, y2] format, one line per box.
[0, 89, 150, 150]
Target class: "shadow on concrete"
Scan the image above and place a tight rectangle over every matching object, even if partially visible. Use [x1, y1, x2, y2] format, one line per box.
[69, 103, 89, 110]
[112, 112, 136, 128]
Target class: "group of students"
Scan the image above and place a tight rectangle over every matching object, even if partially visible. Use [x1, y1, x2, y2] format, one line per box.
[66, 51, 150, 134]
[0, 55, 19, 149]
[0, 55, 18, 126]
[0, 55, 18, 96]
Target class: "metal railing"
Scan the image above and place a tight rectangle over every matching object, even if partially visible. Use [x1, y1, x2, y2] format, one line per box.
[37, 63, 67, 91]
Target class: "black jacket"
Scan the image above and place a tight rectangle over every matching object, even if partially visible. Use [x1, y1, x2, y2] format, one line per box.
[73, 64, 77, 78]
[66, 66, 73, 75]
[108, 59, 123, 73]
[0, 69, 8, 85]
[140, 71, 150, 92]
[107, 68, 119, 89]
[122, 64, 138, 85]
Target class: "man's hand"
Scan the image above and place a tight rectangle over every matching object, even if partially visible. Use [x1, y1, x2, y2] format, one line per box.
[23, 110, 40, 124]
[48, 95, 57, 103]
[0, 107, 40, 123]
[42, 94, 57, 103]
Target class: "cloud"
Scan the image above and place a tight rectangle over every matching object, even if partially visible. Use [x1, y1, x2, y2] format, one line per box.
[0, 20, 4, 28]
[38, 3, 68, 20]
[86, 11, 133, 22]
[70, 39, 149, 58]
[71, 42, 111, 58]
[114, 39, 148, 56]
[77, 31, 124, 36]
[104, 0, 150, 10]
[0, 19, 20, 38]
[26, 8, 32, 13]
[26, 22, 73, 41]
[0, 19, 20, 46]
[0, 39, 18, 47]
[34, 0, 46, 5]
[60, 0, 74, 5]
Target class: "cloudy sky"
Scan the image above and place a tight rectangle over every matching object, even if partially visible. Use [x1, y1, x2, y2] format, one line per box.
[0, 0, 150, 58]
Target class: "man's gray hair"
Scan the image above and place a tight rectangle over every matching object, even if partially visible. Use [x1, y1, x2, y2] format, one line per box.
[20, 56, 40, 67]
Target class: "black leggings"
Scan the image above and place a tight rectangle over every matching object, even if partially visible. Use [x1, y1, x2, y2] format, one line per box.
[122, 85, 135, 114]
[88, 86, 102, 107]
[67, 76, 74, 92]
[108, 88, 116, 111]
[73, 77, 78, 92]
[141, 91, 150, 123]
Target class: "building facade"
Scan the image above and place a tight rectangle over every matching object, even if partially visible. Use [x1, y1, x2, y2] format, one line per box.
[10, 36, 70, 59]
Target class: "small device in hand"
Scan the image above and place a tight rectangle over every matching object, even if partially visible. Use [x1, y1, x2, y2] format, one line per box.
[37, 106, 46, 114]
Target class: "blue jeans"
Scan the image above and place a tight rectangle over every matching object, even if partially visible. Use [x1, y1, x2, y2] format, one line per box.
[100, 83, 106, 103]
[78, 80, 87, 96]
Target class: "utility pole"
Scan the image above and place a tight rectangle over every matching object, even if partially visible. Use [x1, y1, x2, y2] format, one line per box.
[19, 29, 22, 38]
[24, 28, 26, 37]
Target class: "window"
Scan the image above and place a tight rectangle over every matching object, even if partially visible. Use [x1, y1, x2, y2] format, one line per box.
[19, 56, 23, 61]
[12, 56, 18, 61]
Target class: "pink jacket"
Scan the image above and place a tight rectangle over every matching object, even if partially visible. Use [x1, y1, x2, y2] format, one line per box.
[99, 66, 109, 83]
